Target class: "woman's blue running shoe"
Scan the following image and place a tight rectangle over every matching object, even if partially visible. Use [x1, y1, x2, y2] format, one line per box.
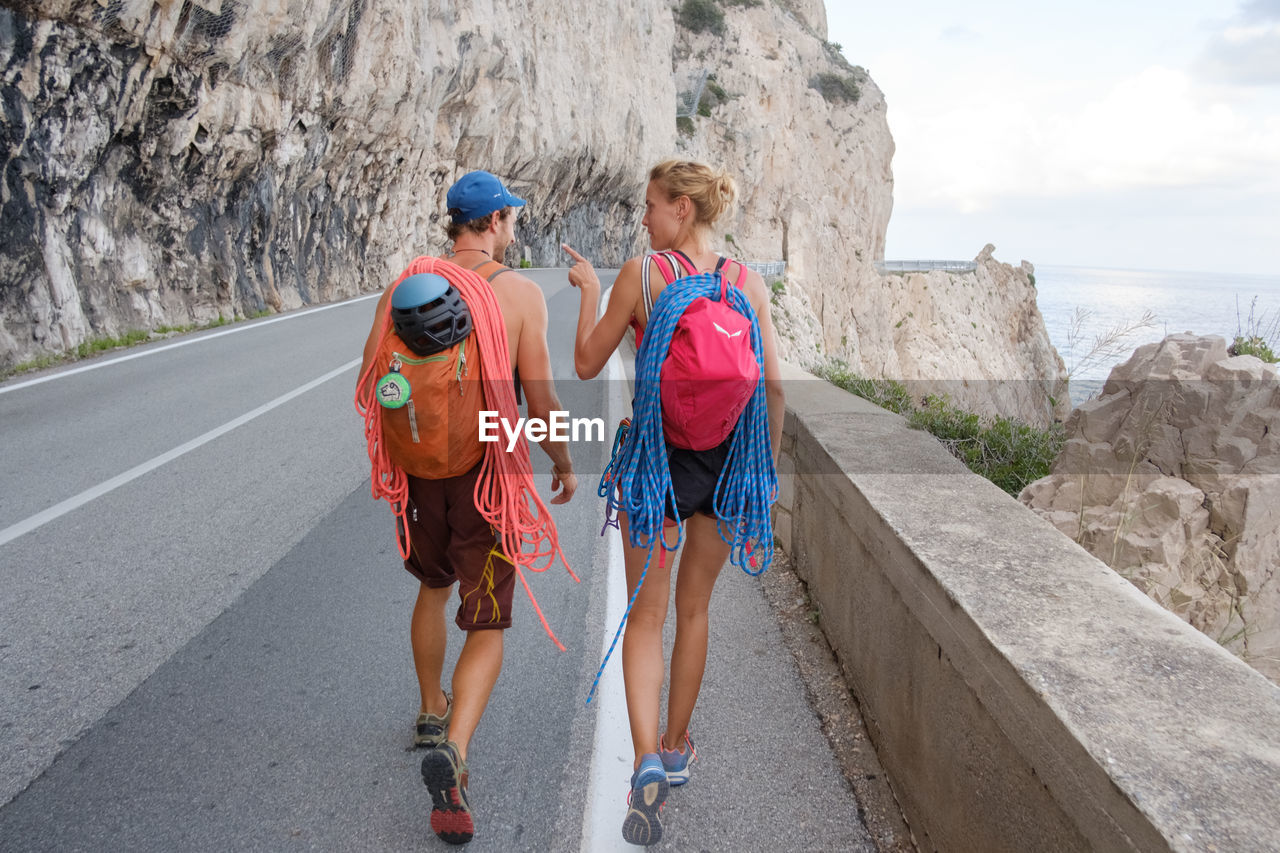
[659, 731, 696, 786]
[621, 753, 668, 846]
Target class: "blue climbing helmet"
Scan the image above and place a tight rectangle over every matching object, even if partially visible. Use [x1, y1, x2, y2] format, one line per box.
[390, 272, 472, 357]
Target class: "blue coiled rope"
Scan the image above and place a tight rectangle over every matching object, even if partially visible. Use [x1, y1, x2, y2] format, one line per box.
[586, 271, 778, 704]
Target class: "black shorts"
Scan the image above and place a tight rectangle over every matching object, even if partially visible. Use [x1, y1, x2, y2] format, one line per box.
[665, 437, 733, 522]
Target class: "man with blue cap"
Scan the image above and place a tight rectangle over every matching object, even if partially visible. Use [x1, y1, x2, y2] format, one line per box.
[358, 169, 577, 845]
[445, 170, 528, 259]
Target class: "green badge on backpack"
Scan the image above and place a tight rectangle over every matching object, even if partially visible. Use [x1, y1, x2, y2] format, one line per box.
[376, 362, 411, 409]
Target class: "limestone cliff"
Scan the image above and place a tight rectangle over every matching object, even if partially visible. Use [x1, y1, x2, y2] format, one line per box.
[1, 0, 1065, 428]
[1021, 335, 1280, 683]
[0, 0, 673, 357]
[667, 7, 1064, 426]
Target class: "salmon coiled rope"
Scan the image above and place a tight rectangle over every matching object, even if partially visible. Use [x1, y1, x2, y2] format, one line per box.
[354, 256, 578, 650]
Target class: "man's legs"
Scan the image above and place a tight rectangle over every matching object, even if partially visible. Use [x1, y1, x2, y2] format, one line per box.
[448, 628, 504, 762]
[420, 609, 505, 846]
[411, 583, 452, 716]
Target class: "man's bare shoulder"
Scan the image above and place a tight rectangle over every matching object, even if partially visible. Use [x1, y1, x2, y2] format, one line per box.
[492, 269, 547, 307]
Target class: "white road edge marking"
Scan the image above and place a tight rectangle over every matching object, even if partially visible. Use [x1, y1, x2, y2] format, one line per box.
[581, 346, 637, 853]
[0, 358, 361, 549]
[581, 282, 638, 851]
[0, 293, 379, 396]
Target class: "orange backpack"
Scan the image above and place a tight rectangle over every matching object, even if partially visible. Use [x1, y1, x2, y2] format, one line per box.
[371, 320, 486, 480]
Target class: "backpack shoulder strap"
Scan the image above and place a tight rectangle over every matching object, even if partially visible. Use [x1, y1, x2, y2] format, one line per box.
[715, 255, 745, 287]
[709, 256, 745, 302]
[641, 253, 679, 322]
[641, 255, 655, 322]
[668, 249, 699, 276]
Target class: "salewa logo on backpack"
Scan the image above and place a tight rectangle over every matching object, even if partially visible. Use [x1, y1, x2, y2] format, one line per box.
[645, 251, 761, 452]
[712, 321, 743, 339]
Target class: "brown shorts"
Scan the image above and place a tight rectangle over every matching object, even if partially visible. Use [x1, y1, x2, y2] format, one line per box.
[402, 465, 515, 631]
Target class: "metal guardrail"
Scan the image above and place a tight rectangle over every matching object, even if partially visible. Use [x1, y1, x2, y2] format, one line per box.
[875, 260, 977, 274]
[676, 68, 709, 118]
[742, 260, 786, 277]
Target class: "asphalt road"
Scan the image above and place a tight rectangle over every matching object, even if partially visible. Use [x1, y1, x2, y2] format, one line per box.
[0, 268, 873, 852]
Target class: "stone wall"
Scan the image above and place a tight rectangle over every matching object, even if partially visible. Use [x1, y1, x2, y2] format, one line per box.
[776, 359, 1280, 852]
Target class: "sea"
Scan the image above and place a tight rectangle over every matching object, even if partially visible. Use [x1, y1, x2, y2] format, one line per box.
[1032, 265, 1280, 406]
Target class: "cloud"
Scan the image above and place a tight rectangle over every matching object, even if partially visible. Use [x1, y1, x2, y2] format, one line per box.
[1047, 67, 1280, 192]
[1198, 2, 1280, 86]
[1240, 0, 1280, 22]
[939, 25, 980, 43]
[886, 61, 1280, 214]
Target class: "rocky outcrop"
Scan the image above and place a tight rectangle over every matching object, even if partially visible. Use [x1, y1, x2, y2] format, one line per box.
[1021, 334, 1280, 682]
[774, 244, 1068, 426]
[2, 0, 1065, 429]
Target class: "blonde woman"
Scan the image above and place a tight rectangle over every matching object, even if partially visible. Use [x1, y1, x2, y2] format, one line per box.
[564, 160, 784, 845]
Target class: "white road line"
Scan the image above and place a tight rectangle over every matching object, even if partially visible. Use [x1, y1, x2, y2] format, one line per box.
[581, 288, 638, 851]
[0, 358, 361, 548]
[0, 293, 379, 396]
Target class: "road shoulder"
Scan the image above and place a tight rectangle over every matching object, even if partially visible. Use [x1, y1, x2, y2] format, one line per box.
[761, 548, 916, 852]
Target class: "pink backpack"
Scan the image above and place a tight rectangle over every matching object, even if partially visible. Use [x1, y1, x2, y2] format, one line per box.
[644, 251, 761, 451]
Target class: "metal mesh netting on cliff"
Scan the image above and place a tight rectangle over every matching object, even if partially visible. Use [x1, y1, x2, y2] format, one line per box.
[83, 0, 365, 88]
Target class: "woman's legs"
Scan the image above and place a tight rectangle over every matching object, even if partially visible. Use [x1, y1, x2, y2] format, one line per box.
[665, 513, 730, 745]
[411, 582, 453, 715]
[619, 511, 673, 767]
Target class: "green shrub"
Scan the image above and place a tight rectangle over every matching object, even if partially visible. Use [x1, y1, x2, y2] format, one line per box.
[74, 329, 150, 359]
[1231, 297, 1279, 363]
[1231, 335, 1277, 363]
[814, 361, 913, 415]
[697, 78, 729, 117]
[678, 0, 725, 35]
[817, 362, 1064, 495]
[676, 115, 695, 136]
[823, 41, 854, 70]
[906, 395, 1064, 495]
[809, 72, 860, 104]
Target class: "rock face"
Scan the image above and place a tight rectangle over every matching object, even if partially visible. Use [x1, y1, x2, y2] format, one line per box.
[1, 0, 1065, 427]
[0, 0, 673, 359]
[1021, 334, 1280, 682]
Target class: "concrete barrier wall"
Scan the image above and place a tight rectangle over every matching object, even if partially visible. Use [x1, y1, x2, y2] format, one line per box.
[774, 362, 1280, 852]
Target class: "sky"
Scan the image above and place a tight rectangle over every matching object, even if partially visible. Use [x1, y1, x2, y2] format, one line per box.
[824, 0, 1280, 275]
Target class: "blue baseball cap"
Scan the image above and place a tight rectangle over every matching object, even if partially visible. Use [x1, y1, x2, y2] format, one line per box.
[446, 171, 527, 224]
